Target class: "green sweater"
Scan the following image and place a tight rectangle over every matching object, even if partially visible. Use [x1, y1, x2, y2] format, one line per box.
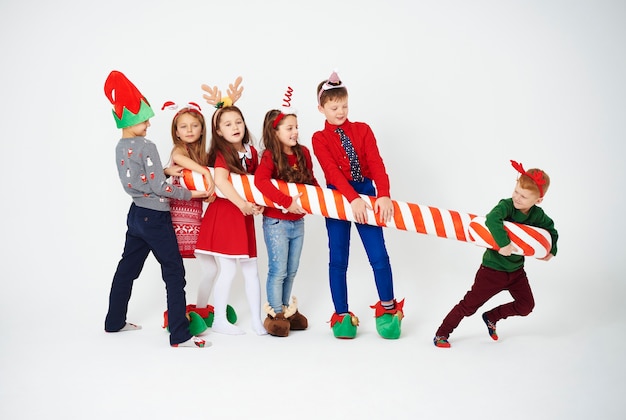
[482, 198, 558, 272]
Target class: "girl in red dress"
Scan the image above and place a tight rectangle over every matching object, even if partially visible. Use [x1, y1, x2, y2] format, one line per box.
[194, 105, 267, 335]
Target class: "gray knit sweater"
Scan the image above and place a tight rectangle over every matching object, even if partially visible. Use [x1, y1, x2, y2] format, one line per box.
[115, 136, 191, 211]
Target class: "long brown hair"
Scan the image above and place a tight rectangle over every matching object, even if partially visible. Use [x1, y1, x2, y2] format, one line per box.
[261, 109, 315, 184]
[170, 109, 208, 166]
[207, 106, 252, 174]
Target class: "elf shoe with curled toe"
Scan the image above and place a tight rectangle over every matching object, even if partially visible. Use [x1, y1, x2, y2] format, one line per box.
[161, 307, 208, 336]
[225, 305, 238, 325]
[187, 311, 208, 336]
[330, 312, 359, 339]
[371, 299, 405, 340]
[163, 304, 238, 330]
[263, 303, 291, 337]
[283, 297, 308, 331]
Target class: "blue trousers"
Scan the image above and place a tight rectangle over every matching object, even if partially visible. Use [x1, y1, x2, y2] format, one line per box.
[105, 203, 191, 345]
[326, 179, 394, 314]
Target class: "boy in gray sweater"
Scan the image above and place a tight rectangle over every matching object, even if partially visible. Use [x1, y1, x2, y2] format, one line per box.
[103, 70, 209, 348]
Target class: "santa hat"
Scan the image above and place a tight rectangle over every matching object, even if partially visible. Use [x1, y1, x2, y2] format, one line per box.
[104, 70, 155, 128]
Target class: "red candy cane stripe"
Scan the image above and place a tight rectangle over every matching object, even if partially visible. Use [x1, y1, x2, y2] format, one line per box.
[183, 168, 551, 258]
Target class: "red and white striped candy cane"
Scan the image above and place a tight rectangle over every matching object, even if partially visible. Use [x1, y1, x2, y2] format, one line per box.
[182, 168, 552, 258]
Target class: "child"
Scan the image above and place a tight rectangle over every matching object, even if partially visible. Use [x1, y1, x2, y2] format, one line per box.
[103, 70, 209, 348]
[161, 102, 237, 329]
[312, 70, 404, 339]
[254, 91, 319, 337]
[163, 101, 215, 258]
[194, 104, 267, 336]
[433, 160, 558, 348]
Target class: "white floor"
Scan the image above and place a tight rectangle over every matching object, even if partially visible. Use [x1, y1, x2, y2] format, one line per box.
[1, 217, 623, 419]
[1, 1, 625, 418]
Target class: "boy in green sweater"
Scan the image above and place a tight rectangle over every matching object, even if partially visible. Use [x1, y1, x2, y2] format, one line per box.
[434, 160, 558, 348]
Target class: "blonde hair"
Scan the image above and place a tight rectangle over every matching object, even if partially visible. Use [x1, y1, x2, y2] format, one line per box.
[170, 109, 208, 166]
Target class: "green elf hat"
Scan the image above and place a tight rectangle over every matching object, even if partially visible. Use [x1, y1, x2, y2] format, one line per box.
[104, 70, 155, 128]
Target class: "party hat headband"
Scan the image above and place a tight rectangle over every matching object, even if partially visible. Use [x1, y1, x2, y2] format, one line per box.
[201, 76, 244, 109]
[317, 70, 346, 105]
[510, 160, 546, 197]
[161, 101, 203, 118]
[272, 86, 297, 128]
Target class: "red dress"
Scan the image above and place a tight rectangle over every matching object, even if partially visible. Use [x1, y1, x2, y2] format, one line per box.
[170, 176, 203, 258]
[194, 147, 258, 259]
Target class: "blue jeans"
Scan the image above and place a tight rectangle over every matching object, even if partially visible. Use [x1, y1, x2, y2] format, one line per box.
[326, 179, 394, 314]
[105, 203, 191, 345]
[263, 216, 305, 312]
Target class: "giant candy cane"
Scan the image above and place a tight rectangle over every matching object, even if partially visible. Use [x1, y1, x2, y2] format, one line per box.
[182, 169, 552, 259]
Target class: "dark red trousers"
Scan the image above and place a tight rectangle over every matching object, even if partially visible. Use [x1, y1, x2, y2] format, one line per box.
[436, 265, 535, 338]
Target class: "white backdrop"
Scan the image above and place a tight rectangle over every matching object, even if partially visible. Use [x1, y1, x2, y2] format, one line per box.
[1, 1, 624, 419]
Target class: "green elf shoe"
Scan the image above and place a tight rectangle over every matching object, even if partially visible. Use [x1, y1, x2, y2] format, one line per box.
[226, 305, 238, 324]
[370, 299, 405, 340]
[181, 304, 238, 328]
[203, 305, 238, 327]
[163, 304, 239, 331]
[330, 312, 359, 339]
[188, 311, 208, 336]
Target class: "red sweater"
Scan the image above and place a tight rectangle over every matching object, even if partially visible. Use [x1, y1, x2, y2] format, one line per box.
[312, 119, 390, 202]
[254, 146, 318, 220]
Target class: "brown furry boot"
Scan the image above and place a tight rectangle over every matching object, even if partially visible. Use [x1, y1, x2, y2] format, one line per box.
[263, 303, 291, 337]
[284, 297, 308, 331]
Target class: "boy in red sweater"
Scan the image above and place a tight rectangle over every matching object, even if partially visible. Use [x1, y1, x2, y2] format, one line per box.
[312, 71, 403, 339]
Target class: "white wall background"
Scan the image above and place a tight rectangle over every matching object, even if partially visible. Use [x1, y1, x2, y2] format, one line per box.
[1, 1, 624, 419]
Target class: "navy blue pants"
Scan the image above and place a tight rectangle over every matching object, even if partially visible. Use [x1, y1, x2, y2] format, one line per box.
[326, 179, 394, 314]
[105, 203, 191, 345]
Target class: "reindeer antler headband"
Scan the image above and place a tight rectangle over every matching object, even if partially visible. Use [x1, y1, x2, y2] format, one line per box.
[272, 86, 297, 129]
[511, 160, 546, 197]
[317, 70, 346, 105]
[201, 76, 244, 109]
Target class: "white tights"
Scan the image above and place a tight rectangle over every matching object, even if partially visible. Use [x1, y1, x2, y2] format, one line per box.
[196, 254, 267, 335]
[195, 254, 218, 309]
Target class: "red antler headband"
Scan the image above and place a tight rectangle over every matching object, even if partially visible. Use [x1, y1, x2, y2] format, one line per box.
[317, 70, 346, 105]
[272, 86, 297, 129]
[510, 160, 546, 197]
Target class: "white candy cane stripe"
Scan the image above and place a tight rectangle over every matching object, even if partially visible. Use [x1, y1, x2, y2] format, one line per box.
[181, 170, 209, 191]
[182, 168, 551, 258]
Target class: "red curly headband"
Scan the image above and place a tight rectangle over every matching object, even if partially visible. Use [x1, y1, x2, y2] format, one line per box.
[272, 86, 295, 129]
[510, 160, 546, 197]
